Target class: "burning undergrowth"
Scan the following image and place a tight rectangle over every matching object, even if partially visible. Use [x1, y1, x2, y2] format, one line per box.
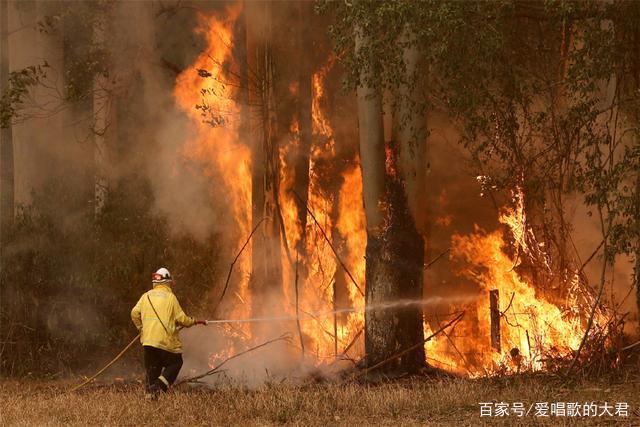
[169, 5, 617, 385]
[426, 192, 612, 377]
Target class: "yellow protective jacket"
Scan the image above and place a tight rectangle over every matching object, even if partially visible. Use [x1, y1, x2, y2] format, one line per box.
[131, 284, 195, 353]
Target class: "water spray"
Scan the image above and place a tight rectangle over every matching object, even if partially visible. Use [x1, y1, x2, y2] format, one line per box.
[67, 294, 475, 393]
[203, 295, 477, 325]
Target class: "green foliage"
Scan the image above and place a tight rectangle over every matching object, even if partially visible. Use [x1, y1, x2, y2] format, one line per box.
[0, 63, 48, 128]
[568, 1, 640, 262]
[323, 0, 640, 278]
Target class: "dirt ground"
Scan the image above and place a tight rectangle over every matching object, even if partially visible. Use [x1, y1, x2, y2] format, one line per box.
[1, 373, 639, 426]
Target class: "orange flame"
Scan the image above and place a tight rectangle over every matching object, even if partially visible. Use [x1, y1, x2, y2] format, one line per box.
[174, 7, 603, 377]
[174, 5, 252, 324]
[426, 191, 606, 376]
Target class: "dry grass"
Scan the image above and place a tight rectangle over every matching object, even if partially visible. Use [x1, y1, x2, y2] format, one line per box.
[1, 375, 639, 426]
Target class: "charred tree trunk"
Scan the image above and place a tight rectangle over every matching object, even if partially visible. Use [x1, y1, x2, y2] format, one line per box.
[356, 24, 425, 374]
[247, 1, 283, 319]
[364, 176, 425, 373]
[355, 26, 390, 369]
[0, 0, 14, 248]
[262, 35, 283, 299]
[633, 95, 640, 331]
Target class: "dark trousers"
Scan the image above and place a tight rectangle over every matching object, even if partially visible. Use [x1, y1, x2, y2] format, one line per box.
[143, 345, 183, 392]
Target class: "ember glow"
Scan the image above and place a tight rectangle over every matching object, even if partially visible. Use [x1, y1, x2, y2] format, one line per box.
[174, 7, 606, 378]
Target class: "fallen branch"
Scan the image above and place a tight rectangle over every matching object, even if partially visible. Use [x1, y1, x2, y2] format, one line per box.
[435, 313, 474, 376]
[178, 333, 292, 384]
[213, 217, 267, 315]
[291, 189, 364, 297]
[578, 238, 605, 274]
[292, 304, 337, 341]
[423, 248, 450, 270]
[622, 340, 640, 352]
[341, 328, 363, 357]
[499, 292, 516, 317]
[68, 333, 140, 393]
[354, 311, 465, 378]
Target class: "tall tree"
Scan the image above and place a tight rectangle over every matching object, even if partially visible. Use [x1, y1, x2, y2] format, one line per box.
[246, 1, 283, 319]
[92, 8, 113, 218]
[42, 1, 114, 221]
[293, 0, 313, 261]
[354, 10, 425, 372]
[326, 0, 640, 370]
[0, 0, 14, 248]
[609, 1, 640, 327]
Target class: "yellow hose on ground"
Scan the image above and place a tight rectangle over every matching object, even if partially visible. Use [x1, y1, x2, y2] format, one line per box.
[68, 333, 140, 393]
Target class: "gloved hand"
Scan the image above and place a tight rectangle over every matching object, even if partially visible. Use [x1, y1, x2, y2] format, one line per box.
[194, 319, 207, 326]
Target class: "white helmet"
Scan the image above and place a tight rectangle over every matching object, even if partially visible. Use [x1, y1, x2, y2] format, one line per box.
[152, 267, 173, 283]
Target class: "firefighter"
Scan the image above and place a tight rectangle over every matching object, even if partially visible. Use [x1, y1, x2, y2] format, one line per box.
[131, 267, 206, 398]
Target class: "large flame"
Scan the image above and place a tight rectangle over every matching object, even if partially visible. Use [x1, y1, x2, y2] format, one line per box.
[173, 6, 252, 326]
[174, 6, 603, 377]
[277, 57, 365, 361]
[174, 6, 365, 365]
[425, 191, 606, 376]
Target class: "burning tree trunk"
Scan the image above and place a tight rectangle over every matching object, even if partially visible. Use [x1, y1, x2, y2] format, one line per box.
[293, 1, 313, 260]
[356, 24, 425, 373]
[246, 1, 283, 318]
[0, 0, 14, 247]
[362, 174, 426, 372]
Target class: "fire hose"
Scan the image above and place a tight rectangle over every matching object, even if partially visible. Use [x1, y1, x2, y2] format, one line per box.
[67, 314, 334, 392]
[68, 333, 140, 393]
[68, 298, 465, 392]
[66, 317, 288, 393]
[66, 312, 347, 392]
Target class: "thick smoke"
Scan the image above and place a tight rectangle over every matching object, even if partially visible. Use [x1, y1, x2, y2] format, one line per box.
[113, 1, 224, 240]
[6, 0, 637, 381]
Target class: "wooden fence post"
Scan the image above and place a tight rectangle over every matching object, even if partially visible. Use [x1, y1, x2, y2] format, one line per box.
[490, 289, 501, 352]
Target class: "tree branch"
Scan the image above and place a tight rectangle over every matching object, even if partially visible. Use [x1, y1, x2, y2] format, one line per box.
[213, 217, 267, 315]
[291, 189, 365, 297]
[355, 311, 465, 378]
[178, 333, 292, 384]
